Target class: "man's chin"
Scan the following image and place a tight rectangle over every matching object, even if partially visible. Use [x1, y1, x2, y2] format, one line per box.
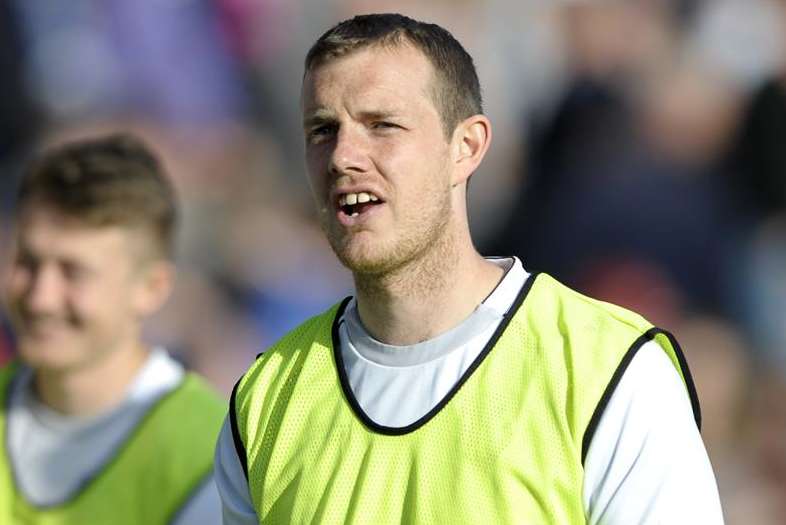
[17, 340, 80, 371]
[333, 243, 395, 275]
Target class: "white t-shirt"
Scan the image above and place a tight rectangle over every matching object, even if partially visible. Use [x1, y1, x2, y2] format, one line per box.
[214, 258, 724, 524]
[6, 348, 221, 525]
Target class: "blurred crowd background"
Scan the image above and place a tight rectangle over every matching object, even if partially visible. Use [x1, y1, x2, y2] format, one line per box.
[0, 0, 784, 522]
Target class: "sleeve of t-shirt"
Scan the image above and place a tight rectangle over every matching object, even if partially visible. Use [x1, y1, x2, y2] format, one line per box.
[582, 340, 724, 524]
[214, 417, 259, 525]
[171, 475, 222, 525]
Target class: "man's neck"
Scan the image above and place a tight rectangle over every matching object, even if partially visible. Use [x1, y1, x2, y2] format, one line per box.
[33, 342, 150, 417]
[354, 243, 504, 346]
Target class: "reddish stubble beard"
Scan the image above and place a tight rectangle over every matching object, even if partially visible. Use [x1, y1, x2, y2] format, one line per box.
[317, 179, 455, 285]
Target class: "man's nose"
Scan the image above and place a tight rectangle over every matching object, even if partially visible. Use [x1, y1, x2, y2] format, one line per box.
[329, 126, 371, 176]
[24, 266, 64, 314]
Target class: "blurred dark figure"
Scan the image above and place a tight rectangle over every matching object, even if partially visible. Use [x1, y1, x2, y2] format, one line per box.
[0, 3, 39, 208]
[0, 3, 37, 153]
[731, 77, 786, 221]
[488, 3, 741, 316]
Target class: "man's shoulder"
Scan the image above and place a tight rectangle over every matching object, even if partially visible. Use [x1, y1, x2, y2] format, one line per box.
[526, 273, 653, 335]
[171, 373, 226, 414]
[131, 373, 226, 456]
[146, 373, 227, 446]
[233, 298, 350, 400]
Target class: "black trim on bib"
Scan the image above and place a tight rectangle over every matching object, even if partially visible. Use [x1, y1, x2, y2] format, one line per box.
[651, 328, 701, 429]
[229, 378, 249, 480]
[581, 327, 702, 465]
[331, 273, 539, 436]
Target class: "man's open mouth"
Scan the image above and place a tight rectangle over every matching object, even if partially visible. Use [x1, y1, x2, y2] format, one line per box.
[338, 191, 383, 217]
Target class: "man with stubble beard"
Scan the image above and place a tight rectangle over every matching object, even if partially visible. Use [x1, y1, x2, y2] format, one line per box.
[215, 13, 723, 524]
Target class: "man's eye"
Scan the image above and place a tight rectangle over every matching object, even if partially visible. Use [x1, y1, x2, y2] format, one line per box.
[308, 125, 337, 142]
[372, 121, 398, 130]
[62, 262, 90, 283]
[15, 253, 37, 272]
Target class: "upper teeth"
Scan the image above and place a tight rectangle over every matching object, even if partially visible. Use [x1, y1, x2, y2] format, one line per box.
[339, 192, 379, 206]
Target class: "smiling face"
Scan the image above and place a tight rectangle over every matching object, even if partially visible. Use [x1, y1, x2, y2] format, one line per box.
[4, 205, 166, 373]
[302, 44, 458, 275]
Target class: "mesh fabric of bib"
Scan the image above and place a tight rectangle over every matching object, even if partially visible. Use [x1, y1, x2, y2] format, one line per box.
[233, 273, 699, 524]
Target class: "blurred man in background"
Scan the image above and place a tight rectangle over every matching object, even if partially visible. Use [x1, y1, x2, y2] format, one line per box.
[216, 13, 723, 524]
[0, 134, 225, 524]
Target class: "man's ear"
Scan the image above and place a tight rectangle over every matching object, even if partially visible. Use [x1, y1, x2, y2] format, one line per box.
[450, 114, 492, 186]
[133, 260, 175, 317]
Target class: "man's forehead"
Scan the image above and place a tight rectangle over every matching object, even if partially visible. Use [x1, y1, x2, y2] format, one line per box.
[18, 206, 145, 248]
[301, 45, 438, 117]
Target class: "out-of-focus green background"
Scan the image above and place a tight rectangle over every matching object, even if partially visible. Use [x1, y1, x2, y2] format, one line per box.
[0, 1, 784, 521]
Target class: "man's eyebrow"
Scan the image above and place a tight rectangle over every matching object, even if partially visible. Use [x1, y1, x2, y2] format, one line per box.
[357, 110, 403, 121]
[303, 109, 335, 128]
